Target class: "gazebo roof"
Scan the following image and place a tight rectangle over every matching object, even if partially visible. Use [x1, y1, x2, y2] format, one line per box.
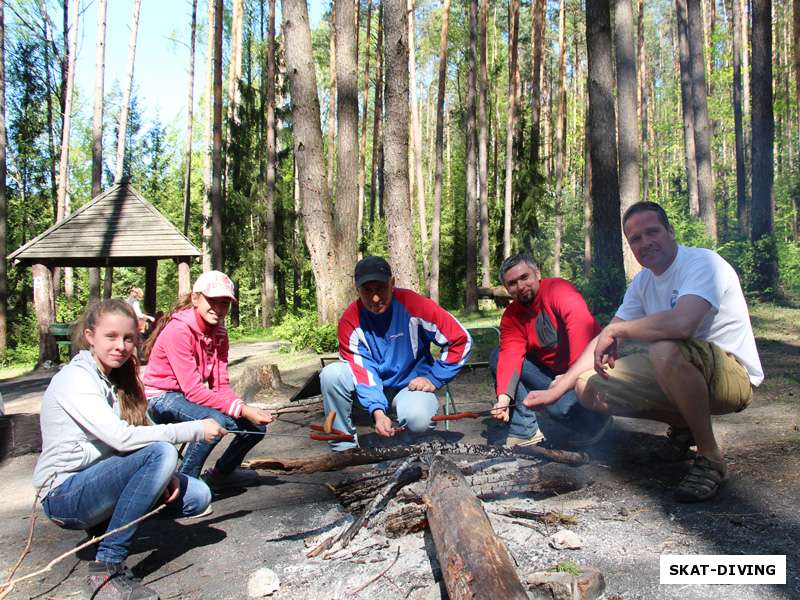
[8, 181, 201, 268]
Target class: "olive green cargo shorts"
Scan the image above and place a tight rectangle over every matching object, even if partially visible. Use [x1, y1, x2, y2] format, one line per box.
[576, 338, 753, 423]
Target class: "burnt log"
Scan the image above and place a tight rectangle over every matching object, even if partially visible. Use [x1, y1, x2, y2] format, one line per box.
[335, 460, 591, 513]
[379, 462, 591, 537]
[424, 456, 529, 600]
[243, 441, 589, 474]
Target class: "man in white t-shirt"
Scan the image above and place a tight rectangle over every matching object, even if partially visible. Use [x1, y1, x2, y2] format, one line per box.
[523, 201, 763, 502]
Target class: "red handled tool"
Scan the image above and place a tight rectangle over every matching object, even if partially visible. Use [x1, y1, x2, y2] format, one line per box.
[431, 402, 517, 422]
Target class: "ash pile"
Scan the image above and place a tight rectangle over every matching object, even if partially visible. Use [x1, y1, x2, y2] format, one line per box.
[247, 441, 606, 599]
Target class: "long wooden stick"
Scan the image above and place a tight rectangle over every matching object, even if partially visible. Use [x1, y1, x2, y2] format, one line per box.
[0, 503, 167, 599]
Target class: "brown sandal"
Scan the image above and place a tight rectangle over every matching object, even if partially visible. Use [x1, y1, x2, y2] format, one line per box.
[674, 455, 728, 502]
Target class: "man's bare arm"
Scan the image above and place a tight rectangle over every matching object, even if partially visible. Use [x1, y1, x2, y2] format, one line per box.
[605, 295, 711, 343]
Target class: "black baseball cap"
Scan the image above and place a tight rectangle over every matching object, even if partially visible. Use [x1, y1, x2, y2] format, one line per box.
[354, 256, 392, 287]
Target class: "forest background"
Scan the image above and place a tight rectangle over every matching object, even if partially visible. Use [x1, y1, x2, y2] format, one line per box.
[0, 0, 797, 371]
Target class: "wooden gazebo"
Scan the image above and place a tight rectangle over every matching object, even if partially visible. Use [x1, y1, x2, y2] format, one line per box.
[8, 181, 201, 316]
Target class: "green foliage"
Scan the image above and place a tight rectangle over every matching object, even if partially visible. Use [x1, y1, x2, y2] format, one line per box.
[272, 312, 338, 354]
[548, 560, 582, 576]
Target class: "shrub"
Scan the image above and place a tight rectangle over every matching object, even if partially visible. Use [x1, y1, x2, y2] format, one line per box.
[272, 312, 338, 354]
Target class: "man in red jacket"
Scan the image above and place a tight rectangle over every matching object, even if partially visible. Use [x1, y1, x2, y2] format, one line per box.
[490, 253, 611, 447]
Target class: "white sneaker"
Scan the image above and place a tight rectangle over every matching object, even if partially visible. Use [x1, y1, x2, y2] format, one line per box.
[505, 430, 546, 448]
[183, 505, 214, 519]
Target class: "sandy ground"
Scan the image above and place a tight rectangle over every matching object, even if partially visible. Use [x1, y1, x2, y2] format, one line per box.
[0, 331, 798, 599]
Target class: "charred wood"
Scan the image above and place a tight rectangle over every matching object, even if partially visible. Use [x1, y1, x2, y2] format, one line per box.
[424, 456, 529, 600]
[244, 441, 589, 474]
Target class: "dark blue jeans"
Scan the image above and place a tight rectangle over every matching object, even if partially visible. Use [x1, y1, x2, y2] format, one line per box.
[489, 349, 599, 439]
[41, 442, 211, 564]
[147, 391, 266, 478]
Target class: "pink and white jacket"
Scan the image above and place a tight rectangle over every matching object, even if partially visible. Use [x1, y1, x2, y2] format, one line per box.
[143, 308, 244, 418]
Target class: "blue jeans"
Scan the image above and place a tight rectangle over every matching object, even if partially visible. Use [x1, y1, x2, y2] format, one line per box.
[147, 391, 266, 478]
[489, 348, 601, 439]
[41, 442, 211, 564]
[320, 361, 439, 451]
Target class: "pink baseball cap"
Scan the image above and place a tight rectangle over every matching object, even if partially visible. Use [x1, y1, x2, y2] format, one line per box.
[193, 270, 237, 301]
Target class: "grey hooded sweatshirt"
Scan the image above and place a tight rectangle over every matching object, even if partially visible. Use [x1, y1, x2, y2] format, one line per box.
[33, 350, 205, 493]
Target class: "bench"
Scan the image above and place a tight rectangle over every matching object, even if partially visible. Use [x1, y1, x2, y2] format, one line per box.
[48, 322, 75, 359]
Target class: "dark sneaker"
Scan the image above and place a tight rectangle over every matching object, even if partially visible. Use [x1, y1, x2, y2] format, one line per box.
[201, 467, 260, 490]
[85, 561, 159, 600]
[567, 415, 613, 448]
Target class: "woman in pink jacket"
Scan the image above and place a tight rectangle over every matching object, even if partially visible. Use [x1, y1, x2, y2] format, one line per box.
[143, 271, 274, 488]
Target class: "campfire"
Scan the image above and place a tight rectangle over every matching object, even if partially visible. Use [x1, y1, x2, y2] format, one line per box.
[244, 441, 599, 598]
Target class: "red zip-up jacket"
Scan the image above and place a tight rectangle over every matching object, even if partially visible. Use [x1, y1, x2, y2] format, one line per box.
[495, 278, 600, 398]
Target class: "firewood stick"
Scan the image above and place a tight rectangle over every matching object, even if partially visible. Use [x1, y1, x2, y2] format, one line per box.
[308, 458, 423, 557]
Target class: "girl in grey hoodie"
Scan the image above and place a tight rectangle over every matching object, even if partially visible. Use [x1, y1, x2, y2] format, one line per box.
[33, 299, 226, 600]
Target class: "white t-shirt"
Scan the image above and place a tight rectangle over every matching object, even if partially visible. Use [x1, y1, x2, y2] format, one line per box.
[616, 245, 764, 386]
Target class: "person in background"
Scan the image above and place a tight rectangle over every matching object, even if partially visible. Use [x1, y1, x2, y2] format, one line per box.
[143, 271, 274, 488]
[33, 299, 226, 600]
[126, 287, 154, 334]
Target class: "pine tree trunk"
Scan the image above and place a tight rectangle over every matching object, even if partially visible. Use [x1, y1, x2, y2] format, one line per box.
[731, 0, 748, 234]
[334, 0, 359, 277]
[210, 0, 224, 270]
[91, 0, 106, 200]
[529, 0, 545, 169]
[182, 0, 198, 237]
[382, 0, 419, 290]
[56, 0, 79, 223]
[586, 0, 626, 314]
[794, 0, 799, 138]
[553, 0, 568, 278]
[202, 0, 214, 272]
[88, 0, 107, 303]
[687, 0, 717, 240]
[0, 0, 6, 356]
[638, 0, 649, 202]
[429, 0, 450, 303]
[614, 0, 641, 279]
[223, 0, 244, 201]
[262, 0, 277, 327]
[369, 4, 384, 231]
[478, 0, 490, 288]
[503, 0, 520, 258]
[55, 0, 79, 300]
[357, 0, 373, 253]
[676, 0, 700, 217]
[33, 264, 58, 366]
[327, 1, 337, 194]
[465, 0, 479, 312]
[408, 0, 429, 289]
[751, 0, 777, 296]
[283, 0, 357, 323]
[114, 0, 142, 182]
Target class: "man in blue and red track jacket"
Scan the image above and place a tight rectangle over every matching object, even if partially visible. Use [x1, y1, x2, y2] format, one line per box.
[489, 253, 611, 447]
[320, 256, 472, 451]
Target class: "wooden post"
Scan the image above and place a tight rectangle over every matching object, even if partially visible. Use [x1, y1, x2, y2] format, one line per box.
[144, 260, 157, 315]
[177, 259, 191, 296]
[32, 264, 58, 366]
[103, 266, 113, 299]
[424, 456, 528, 600]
